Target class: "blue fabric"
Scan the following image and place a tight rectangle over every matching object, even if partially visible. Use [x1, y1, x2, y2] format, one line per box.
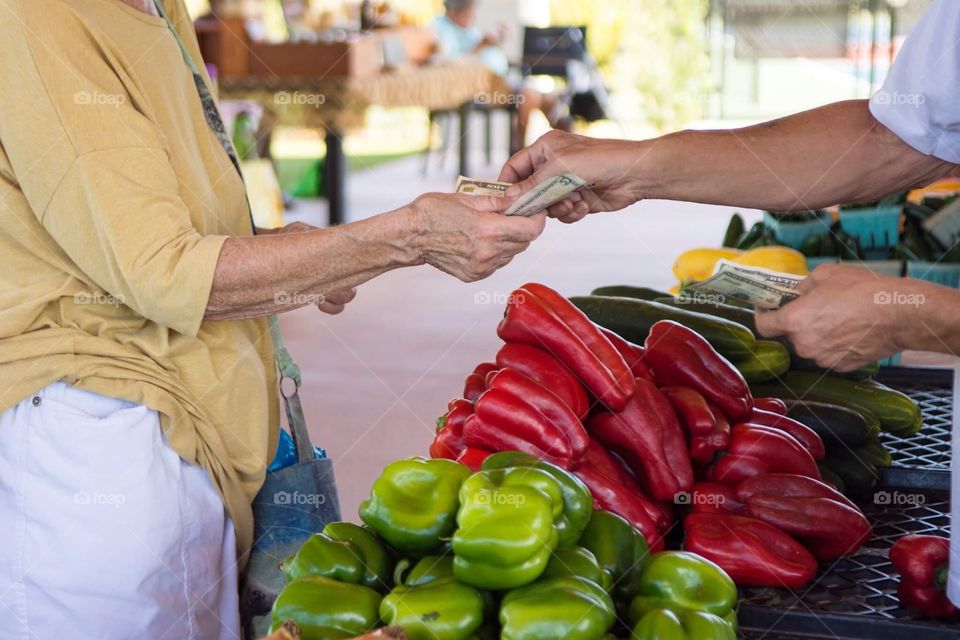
[432, 15, 509, 77]
[267, 429, 326, 472]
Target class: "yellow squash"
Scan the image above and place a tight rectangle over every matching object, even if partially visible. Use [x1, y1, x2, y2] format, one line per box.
[672, 248, 744, 283]
[732, 247, 809, 276]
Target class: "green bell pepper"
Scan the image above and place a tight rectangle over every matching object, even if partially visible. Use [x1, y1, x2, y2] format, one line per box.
[578, 510, 649, 606]
[628, 551, 737, 625]
[281, 523, 394, 590]
[322, 522, 393, 591]
[453, 466, 563, 589]
[500, 576, 617, 640]
[394, 554, 456, 586]
[360, 457, 471, 554]
[380, 577, 486, 640]
[630, 609, 736, 640]
[481, 451, 593, 546]
[270, 576, 382, 640]
[540, 546, 613, 592]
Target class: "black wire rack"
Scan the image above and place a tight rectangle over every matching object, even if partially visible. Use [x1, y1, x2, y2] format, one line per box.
[739, 368, 958, 639]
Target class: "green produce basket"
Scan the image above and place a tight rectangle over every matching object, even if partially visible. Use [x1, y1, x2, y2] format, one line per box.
[839, 259, 905, 277]
[838, 204, 902, 251]
[764, 211, 832, 250]
[905, 261, 960, 288]
[879, 353, 903, 367]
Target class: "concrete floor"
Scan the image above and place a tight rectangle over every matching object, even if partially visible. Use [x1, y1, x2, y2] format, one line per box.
[279, 144, 759, 521]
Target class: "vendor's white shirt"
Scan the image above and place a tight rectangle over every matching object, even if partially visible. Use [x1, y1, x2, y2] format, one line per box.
[869, 0, 960, 163]
[870, 0, 960, 607]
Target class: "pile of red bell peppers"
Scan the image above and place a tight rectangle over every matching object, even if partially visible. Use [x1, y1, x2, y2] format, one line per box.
[429, 283, 872, 579]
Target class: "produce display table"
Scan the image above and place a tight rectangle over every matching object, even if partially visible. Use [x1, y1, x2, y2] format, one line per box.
[218, 61, 497, 225]
[739, 367, 956, 639]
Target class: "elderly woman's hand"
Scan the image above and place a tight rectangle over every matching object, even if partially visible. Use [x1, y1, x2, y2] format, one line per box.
[410, 192, 546, 282]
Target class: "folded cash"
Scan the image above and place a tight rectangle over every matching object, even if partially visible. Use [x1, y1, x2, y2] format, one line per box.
[686, 259, 806, 310]
[454, 173, 587, 217]
[454, 176, 511, 197]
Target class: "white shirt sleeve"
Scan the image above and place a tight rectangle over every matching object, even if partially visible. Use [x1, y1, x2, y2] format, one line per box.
[869, 0, 960, 163]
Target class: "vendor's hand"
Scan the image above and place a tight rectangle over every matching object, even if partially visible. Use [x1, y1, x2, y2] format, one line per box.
[499, 130, 644, 223]
[411, 193, 545, 282]
[755, 264, 911, 371]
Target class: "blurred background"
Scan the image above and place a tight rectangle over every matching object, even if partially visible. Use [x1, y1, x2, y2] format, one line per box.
[188, 0, 943, 516]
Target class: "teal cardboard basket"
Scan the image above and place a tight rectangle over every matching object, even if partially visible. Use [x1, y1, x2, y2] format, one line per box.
[905, 261, 960, 288]
[879, 353, 903, 367]
[838, 204, 902, 250]
[764, 211, 832, 250]
[805, 256, 839, 271]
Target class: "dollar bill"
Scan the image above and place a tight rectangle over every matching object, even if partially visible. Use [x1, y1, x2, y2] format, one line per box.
[455, 176, 511, 197]
[686, 259, 806, 310]
[504, 173, 587, 217]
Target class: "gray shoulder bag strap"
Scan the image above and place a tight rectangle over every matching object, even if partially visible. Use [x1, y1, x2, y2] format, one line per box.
[152, 1, 341, 633]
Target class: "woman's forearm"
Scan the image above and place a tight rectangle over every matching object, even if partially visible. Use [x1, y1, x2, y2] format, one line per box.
[638, 100, 955, 210]
[205, 208, 422, 322]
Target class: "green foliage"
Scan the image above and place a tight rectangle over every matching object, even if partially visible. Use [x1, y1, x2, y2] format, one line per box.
[551, 0, 710, 130]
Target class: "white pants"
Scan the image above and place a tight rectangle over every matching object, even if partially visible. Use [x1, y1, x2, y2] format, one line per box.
[0, 382, 240, 640]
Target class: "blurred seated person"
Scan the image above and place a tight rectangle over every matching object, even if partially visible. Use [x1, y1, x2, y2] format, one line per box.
[432, 0, 570, 145]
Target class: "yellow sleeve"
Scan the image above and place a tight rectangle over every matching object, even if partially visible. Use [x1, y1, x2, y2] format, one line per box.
[0, 0, 226, 337]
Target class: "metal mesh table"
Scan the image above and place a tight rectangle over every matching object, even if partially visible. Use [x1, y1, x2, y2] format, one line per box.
[739, 367, 958, 639]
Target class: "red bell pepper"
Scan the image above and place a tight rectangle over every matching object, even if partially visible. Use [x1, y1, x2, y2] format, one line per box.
[598, 327, 655, 382]
[463, 362, 498, 402]
[463, 369, 590, 467]
[588, 377, 694, 501]
[736, 474, 871, 560]
[891, 535, 959, 618]
[573, 464, 666, 551]
[687, 482, 744, 515]
[430, 398, 474, 459]
[684, 513, 818, 589]
[575, 439, 672, 529]
[748, 409, 825, 460]
[456, 447, 492, 471]
[710, 424, 821, 485]
[662, 386, 716, 436]
[753, 397, 788, 415]
[497, 283, 634, 410]
[689, 401, 731, 464]
[643, 320, 753, 421]
[495, 343, 590, 419]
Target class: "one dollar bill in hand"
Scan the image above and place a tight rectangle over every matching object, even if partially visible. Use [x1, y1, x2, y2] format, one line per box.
[504, 173, 587, 217]
[686, 259, 806, 310]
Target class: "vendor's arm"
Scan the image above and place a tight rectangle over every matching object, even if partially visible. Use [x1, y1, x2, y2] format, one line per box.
[500, 101, 956, 221]
[755, 264, 960, 371]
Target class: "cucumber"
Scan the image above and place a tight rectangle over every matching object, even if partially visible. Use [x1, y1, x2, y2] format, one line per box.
[590, 285, 671, 301]
[722, 213, 746, 248]
[735, 340, 790, 383]
[783, 400, 880, 448]
[736, 221, 767, 250]
[752, 371, 922, 435]
[822, 456, 878, 496]
[847, 439, 893, 468]
[569, 295, 757, 361]
[653, 297, 878, 380]
[816, 462, 845, 493]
